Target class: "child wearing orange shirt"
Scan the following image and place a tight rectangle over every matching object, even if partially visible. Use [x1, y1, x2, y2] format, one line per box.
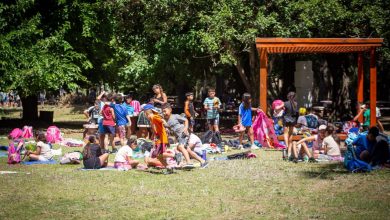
[143, 104, 174, 168]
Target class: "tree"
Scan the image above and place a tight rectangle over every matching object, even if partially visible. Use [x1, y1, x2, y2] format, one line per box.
[0, 0, 89, 120]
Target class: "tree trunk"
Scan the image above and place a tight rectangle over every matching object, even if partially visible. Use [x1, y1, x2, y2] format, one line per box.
[21, 95, 38, 121]
[234, 61, 251, 93]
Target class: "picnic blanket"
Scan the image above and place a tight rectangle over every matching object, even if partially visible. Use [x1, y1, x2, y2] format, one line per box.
[0, 151, 8, 158]
[21, 160, 57, 165]
[79, 167, 119, 171]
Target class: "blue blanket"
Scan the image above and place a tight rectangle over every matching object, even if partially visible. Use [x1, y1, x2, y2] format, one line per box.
[0, 151, 8, 158]
[22, 160, 57, 165]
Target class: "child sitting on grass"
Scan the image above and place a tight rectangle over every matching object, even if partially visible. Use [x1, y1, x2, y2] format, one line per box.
[26, 133, 53, 161]
[82, 136, 110, 169]
[321, 125, 342, 160]
[114, 138, 140, 170]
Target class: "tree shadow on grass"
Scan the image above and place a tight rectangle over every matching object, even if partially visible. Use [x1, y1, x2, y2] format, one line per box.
[300, 162, 351, 180]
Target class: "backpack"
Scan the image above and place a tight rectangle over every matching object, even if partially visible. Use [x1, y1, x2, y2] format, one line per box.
[344, 144, 372, 172]
[305, 115, 319, 129]
[22, 126, 33, 139]
[7, 142, 21, 164]
[46, 126, 63, 144]
[211, 132, 222, 145]
[201, 131, 214, 144]
[60, 151, 83, 164]
[9, 128, 23, 140]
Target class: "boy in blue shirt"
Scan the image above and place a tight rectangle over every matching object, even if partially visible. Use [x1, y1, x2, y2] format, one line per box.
[111, 95, 130, 148]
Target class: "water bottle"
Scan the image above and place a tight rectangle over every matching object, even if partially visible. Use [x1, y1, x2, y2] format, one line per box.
[202, 150, 207, 160]
[282, 149, 287, 160]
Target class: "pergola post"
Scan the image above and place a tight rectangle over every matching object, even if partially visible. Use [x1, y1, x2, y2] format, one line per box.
[259, 49, 268, 113]
[369, 48, 377, 127]
[357, 52, 364, 123]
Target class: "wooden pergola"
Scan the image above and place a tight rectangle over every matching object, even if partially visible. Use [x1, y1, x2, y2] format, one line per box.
[255, 38, 383, 127]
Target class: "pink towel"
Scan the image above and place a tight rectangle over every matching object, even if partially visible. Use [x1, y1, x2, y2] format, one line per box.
[253, 110, 285, 149]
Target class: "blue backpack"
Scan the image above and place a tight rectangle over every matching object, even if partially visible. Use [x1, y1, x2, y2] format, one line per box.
[344, 144, 372, 172]
[305, 115, 319, 129]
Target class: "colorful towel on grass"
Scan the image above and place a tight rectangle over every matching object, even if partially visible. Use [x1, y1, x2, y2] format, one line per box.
[21, 160, 57, 165]
[0, 151, 8, 158]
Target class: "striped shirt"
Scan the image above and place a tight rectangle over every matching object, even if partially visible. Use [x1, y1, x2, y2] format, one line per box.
[203, 97, 221, 119]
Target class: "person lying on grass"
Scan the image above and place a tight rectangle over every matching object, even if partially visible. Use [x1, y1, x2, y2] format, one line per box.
[143, 104, 173, 169]
[82, 135, 110, 169]
[114, 138, 140, 170]
[25, 133, 53, 162]
[162, 103, 208, 168]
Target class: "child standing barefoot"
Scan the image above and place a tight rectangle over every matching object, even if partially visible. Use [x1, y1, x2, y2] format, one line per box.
[238, 93, 260, 150]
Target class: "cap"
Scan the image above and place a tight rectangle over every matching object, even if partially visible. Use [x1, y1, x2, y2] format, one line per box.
[142, 104, 155, 111]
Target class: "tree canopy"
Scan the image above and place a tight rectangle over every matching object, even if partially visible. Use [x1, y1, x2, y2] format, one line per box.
[0, 0, 389, 119]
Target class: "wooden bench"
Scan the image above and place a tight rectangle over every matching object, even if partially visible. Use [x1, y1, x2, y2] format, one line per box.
[277, 133, 347, 141]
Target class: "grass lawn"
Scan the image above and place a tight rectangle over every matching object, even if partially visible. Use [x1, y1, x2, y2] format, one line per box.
[0, 106, 389, 219]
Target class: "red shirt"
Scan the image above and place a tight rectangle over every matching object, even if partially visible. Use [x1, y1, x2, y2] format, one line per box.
[102, 105, 115, 126]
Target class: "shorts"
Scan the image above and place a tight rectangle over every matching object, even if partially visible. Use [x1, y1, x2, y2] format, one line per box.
[114, 161, 132, 169]
[38, 156, 50, 162]
[207, 118, 219, 126]
[103, 125, 116, 135]
[98, 120, 104, 134]
[116, 125, 126, 139]
[188, 117, 195, 127]
[177, 133, 189, 145]
[151, 144, 167, 158]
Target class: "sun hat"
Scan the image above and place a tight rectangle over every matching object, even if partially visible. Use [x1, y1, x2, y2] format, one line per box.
[272, 100, 284, 110]
[318, 125, 327, 131]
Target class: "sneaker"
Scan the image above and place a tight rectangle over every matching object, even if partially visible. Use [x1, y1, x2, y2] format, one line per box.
[238, 144, 243, 150]
[308, 157, 318, 163]
[292, 158, 298, 163]
[251, 144, 260, 150]
[200, 161, 209, 169]
[183, 163, 195, 169]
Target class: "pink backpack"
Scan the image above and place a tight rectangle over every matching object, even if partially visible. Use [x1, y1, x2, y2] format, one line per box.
[9, 128, 23, 140]
[22, 126, 34, 139]
[46, 126, 63, 143]
[8, 142, 21, 164]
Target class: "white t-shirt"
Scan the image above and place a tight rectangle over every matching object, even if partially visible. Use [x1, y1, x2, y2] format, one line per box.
[322, 136, 341, 156]
[188, 134, 206, 154]
[114, 145, 133, 162]
[37, 141, 53, 160]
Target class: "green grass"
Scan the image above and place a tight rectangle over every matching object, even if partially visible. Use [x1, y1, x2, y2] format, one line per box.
[0, 106, 389, 219]
[0, 142, 389, 219]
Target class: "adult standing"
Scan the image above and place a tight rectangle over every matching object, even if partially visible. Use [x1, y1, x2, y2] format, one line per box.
[283, 92, 298, 158]
[152, 84, 167, 110]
